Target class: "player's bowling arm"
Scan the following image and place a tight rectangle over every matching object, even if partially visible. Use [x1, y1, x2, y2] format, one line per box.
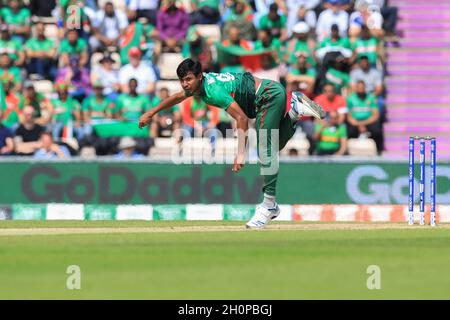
[226, 101, 249, 172]
[139, 91, 187, 128]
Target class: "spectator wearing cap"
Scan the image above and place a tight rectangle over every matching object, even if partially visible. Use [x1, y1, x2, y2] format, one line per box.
[91, 53, 120, 101]
[33, 131, 70, 159]
[89, 1, 129, 52]
[157, 0, 190, 53]
[59, 29, 89, 68]
[1, 77, 24, 131]
[182, 27, 214, 72]
[114, 136, 145, 159]
[25, 22, 57, 80]
[0, 24, 26, 66]
[349, 0, 384, 42]
[118, 47, 157, 96]
[351, 24, 379, 67]
[258, 3, 287, 41]
[14, 105, 45, 156]
[114, 78, 152, 122]
[314, 83, 347, 124]
[0, 107, 14, 156]
[285, 22, 315, 67]
[286, 52, 317, 96]
[190, 0, 221, 25]
[127, 0, 159, 25]
[23, 84, 53, 126]
[0, 53, 23, 92]
[0, 0, 31, 43]
[49, 81, 81, 140]
[56, 56, 91, 102]
[286, 2, 317, 37]
[223, 0, 256, 41]
[316, 0, 349, 42]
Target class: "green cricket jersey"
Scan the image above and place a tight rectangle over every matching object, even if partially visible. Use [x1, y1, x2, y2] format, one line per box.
[352, 37, 378, 65]
[0, 38, 23, 60]
[346, 92, 378, 121]
[51, 97, 80, 124]
[259, 14, 287, 31]
[82, 96, 113, 120]
[25, 37, 55, 53]
[0, 66, 23, 86]
[325, 68, 350, 92]
[59, 38, 88, 55]
[115, 93, 152, 121]
[194, 72, 257, 119]
[315, 123, 347, 152]
[0, 7, 31, 28]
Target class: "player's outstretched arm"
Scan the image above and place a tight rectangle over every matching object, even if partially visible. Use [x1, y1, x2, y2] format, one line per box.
[226, 101, 249, 173]
[139, 91, 187, 129]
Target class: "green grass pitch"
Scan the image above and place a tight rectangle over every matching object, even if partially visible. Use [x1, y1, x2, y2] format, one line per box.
[1, 221, 450, 299]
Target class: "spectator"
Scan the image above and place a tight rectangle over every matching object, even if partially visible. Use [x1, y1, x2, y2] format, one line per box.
[118, 47, 157, 95]
[49, 81, 81, 140]
[286, 53, 316, 96]
[315, 24, 352, 64]
[14, 105, 45, 155]
[350, 56, 383, 96]
[0, 53, 23, 92]
[351, 24, 379, 67]
[314, 83, 347, 123]
[33, 131, 70, 159]
[220, 26, 252, 73]
[89, 1, 128, 52]
[314, 110, 347, 156]
[0, 24, 26, 66]
[181, 96, 219, 138]
[321, 55, 350, 97]
[346, 80, 383, 153]
[23, 84, 53, 126]
[258, 3, 287, 41]
[223, 0, 256, 41]
[115, 78, 152, 122]
[56, 56, 91, 102]
[366, 0, 398, 37]
[285, 22, 315, 66]
[157, 0, 190, 53]
[30, 0, 57, 17]
[114, 136, 145, 159]
[0, 0, 31, 43]
[0, 108, 14, 156]
[127, 0, 159, 25]
[1, 77, 24, 130]
[349, 1, 384, 41]
[59, 29, 89, 68]
[182, 27, 214, 72]
[286, 1, 317, 37]
[91, 53, 120, 102]
[120, 11, 160, 65]
[190, 0, 221, 25]
[316, 0, 349, 42]
[25, 22, 57, 80]
[151, 87, 181, 138]
[254, 28, 283, 65]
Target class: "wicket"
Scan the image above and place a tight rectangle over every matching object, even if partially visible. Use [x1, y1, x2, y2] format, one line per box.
[408, 136, 436, 226]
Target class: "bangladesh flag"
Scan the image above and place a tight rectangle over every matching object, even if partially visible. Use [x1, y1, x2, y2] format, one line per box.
[215, 41, 273, 72]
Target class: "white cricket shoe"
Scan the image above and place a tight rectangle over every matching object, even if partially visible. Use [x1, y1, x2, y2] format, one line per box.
[245, 204, 280, 229]
[289, 91, 326, 120]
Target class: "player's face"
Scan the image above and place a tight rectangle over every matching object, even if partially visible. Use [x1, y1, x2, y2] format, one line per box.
[180, 72, 201, 95]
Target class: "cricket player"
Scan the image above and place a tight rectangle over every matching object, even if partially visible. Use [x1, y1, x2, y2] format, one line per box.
[139, 59, 325, 228]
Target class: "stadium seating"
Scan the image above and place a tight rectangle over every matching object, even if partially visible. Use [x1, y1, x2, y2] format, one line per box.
[347, 138, 378, 156]
[158, 53, 185, 80]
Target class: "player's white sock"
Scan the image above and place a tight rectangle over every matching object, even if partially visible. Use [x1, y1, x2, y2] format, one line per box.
[262, 193, 276, 209]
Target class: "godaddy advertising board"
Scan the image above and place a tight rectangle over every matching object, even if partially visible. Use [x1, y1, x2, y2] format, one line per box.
[0, 160, 449, 205]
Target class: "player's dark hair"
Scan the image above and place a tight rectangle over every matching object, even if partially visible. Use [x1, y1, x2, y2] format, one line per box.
[176, 59, 202, 79]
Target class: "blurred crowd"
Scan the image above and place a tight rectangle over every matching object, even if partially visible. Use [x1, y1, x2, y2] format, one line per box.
[0, 0, 398, 159]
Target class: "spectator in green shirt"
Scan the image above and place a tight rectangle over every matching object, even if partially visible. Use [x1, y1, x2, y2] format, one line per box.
[0, 0, 31, 43]
[0, 24, 25, 66]
[182, 26, 214, 72]
[49, 81, 82, 139]
[258, 3, 287, 41]
[0, 53, 23, 92]
[190, 0, 221, 24]
[115, 78, 152, 122]
[25, 22, 58, 80]
[284, 22, 315, 67]
[346, 80, 383, 153]
[59, 29, 89, 68]
[322, 56, 350, 96]
[314, 110, 347, 156]
[286, 53, 317, 96]
[351, 25, 379, 67]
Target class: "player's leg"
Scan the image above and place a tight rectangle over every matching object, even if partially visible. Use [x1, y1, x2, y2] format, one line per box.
[246, 80, 286, 228]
